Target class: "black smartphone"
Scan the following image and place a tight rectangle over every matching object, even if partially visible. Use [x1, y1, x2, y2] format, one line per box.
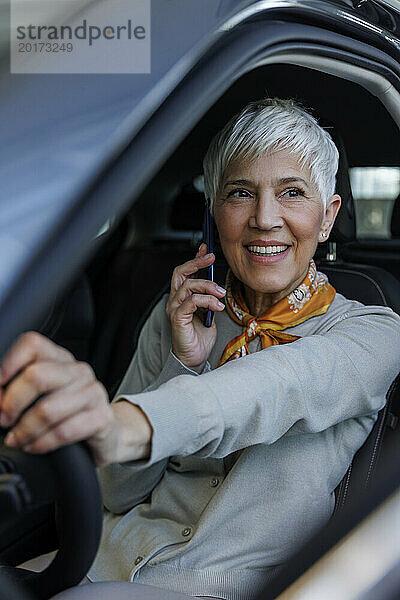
[203, 197, 214, 327]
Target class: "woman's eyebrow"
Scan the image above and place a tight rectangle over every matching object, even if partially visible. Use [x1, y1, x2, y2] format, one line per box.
[273, 176, 310, 187]
[223, 179, 254, 188]
[223, 176, 311, 188]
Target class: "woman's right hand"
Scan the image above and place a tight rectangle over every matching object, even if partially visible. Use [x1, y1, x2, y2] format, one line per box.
[0, 332, 152, 466]
[165, 243, 226, 370]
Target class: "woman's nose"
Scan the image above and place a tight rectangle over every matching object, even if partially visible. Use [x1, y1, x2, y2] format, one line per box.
[249, 193, 284, 230]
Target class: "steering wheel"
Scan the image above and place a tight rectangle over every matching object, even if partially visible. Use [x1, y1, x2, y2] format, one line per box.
[0, 437, 103, 600]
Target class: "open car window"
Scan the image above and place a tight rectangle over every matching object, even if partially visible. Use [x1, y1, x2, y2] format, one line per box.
[350, 167, 400, 239]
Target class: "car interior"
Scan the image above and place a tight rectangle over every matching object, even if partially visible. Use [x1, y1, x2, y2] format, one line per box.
[1, 57, 400, 599]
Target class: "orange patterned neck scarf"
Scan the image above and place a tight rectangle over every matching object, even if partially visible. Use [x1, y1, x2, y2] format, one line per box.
[218, 259, 336, 367]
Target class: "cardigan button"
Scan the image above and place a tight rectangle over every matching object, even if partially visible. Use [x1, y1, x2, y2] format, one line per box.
[210, 477, 220, 487]
[182, 527, 192, 537]
[134, 556, 144, 565]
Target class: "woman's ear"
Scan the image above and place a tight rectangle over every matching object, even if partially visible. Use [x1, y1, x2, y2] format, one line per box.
[318, 194, 341, 242]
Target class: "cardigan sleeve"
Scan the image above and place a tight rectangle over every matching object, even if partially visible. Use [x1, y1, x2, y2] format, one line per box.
[122, 305, 400, 466]
[98, 295, 208, 514]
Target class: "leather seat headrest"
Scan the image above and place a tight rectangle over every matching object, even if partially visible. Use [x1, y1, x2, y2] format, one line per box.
[320, 124, 356, 243]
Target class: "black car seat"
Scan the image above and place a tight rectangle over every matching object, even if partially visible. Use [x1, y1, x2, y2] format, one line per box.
[37, 275, 95, 362]
[90, 190, 202, 397]
[313, 132, 400, 513]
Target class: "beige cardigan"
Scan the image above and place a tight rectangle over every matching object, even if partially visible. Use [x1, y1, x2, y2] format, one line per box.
[89, 291, 400, 600]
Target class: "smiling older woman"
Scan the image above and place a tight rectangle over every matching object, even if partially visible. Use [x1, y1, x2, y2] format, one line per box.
[1, 98, 400, 600]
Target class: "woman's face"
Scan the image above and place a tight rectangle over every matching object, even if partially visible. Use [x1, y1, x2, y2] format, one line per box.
[213, 149, 341, 313]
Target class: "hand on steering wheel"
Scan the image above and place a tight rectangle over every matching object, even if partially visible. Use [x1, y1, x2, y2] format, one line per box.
[0, 332, 152, 466]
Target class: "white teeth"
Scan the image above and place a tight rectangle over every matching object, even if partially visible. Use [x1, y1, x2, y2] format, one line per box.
[247, 245, 288, 255]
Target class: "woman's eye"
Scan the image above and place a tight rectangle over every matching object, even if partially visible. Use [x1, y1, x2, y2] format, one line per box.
[227, 188, 252, 199]
[281, 187, 306, 199]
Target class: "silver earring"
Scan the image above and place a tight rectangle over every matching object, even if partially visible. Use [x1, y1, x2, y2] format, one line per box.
[321, 231, 327, 238]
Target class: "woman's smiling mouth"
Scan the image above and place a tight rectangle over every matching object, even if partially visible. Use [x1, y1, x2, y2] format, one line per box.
[246, 244, 289, 256]
[244, 243, 292, 263]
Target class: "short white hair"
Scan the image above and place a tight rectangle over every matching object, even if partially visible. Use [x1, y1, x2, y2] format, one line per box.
[202, 97, 339, 212]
